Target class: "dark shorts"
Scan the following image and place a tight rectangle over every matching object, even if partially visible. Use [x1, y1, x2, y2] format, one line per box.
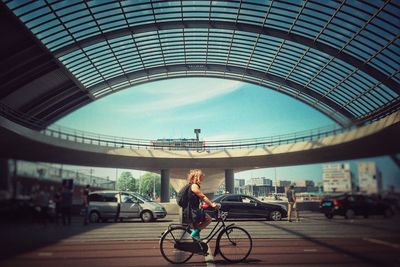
[191, 208, 206, 224]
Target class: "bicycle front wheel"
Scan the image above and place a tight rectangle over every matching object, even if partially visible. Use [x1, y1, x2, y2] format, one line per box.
[160, 226, 194, 264]
[217, 226, 252, 262]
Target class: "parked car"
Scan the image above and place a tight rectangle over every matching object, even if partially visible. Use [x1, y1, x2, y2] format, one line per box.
[88, 191, 167, 223]
[211, 194, 287, 221]
[320, 193, 393, 219]
[382, 195, 400, 214]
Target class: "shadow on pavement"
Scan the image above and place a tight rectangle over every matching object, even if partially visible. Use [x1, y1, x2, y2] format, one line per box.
[0, 216, 173, 260]
[263, 221, 394, 266]
[305, 214, 399, 233]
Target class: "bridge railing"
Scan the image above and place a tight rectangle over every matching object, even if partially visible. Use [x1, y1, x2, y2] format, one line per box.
[0, 102, 379, 151]
[40, 123, 350, 151]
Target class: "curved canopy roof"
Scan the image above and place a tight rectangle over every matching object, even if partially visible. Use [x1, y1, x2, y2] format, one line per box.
[1, 0, 399, 128]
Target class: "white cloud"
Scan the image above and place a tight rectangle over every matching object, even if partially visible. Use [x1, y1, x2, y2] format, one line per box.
[118, 79, 242, 114]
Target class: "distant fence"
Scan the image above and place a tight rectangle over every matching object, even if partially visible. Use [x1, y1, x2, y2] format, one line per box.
[42, 123, 349, 151]
[15, 160, 115, 189]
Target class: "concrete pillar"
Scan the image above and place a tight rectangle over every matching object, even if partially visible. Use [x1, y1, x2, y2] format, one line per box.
[0, 158, 9, 191]
[225, 169, 234, 194]
[160, 169, 170, 202]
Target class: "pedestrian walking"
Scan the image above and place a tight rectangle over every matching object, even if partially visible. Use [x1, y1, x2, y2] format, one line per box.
[82, 185, 90, 225]
[286, 184, 300, 222]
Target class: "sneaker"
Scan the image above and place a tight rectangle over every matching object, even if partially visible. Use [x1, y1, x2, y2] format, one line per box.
[192, 234, 201, 241]
[191, 229, 201, 241]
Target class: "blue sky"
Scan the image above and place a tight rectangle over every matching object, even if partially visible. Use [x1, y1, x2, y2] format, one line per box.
[55, 78, 399, 190]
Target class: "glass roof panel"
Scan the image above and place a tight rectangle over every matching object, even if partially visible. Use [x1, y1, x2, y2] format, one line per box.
[4, 0, 399, 124]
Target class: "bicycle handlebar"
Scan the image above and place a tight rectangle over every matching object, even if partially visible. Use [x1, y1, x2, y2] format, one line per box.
[201, 203, 227, 220]
[200, 203, 221, 209]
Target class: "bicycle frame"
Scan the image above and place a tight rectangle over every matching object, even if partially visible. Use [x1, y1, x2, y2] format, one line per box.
[165, 209, 235, 256]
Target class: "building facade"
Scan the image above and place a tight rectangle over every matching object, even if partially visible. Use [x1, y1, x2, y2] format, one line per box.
[244, 185, 285, 197]
[247, 177, 272, 186]
[358, 162, 382, 194]
[234, 178, 245, 194]
[273, 180, 292, 188]
[323, 163, 353, 192]
[296, 180, 315, 188]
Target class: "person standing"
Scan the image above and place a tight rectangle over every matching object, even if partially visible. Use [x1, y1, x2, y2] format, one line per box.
[286, 184, 300, 222]
[82, 185, 90, 225]
[37, 187, 50, 226]
[61, 186, 73, 226]
[53, 187, 62, 225]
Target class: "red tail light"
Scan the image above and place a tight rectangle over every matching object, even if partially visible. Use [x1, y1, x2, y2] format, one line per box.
[333, 200, 341, 206]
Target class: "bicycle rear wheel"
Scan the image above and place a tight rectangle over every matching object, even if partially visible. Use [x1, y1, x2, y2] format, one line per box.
[160, 226, 194, 264]
[217, 226, 252, 262]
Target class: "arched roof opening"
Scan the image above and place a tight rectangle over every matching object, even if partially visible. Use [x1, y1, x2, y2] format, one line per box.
[1, 0, 399, 129]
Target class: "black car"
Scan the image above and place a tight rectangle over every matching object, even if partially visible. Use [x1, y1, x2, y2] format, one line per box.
[212, 194, 287, 221]
[320, 193, 393, 219]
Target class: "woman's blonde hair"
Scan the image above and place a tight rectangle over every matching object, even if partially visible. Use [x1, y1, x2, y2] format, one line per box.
[187, 169, 204, 184]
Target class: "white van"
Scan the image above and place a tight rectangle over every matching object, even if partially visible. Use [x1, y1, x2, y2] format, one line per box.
[88, 190, 167, 223]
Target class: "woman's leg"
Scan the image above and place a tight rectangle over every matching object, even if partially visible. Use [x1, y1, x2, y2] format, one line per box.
[287, 202, 293, 221]
[191, 213, 212, 240]
[195, 213, 212, 230]
[294, 202, 300, 221]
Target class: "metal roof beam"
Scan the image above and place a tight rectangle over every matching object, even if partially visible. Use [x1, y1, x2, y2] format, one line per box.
[53, 20, 399, 96]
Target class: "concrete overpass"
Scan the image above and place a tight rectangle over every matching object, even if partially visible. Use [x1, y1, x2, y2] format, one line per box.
[1, 111, 399, 199]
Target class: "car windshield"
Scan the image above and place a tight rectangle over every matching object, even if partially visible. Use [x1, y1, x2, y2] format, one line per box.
[134, 193, 151, 202]
[121, 191, 152, 202]
[212, 195, 226, 202]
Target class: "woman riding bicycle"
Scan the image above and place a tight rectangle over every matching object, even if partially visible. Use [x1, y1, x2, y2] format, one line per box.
[160, 171, 252, 263]
[185, 169, 219, 241]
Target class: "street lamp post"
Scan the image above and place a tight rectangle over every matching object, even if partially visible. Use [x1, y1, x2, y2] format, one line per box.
[153, 175, 156, 200]
[194, 128, 201, 152]
[274, 168, 278, 200]
[115, 168, 118, 190]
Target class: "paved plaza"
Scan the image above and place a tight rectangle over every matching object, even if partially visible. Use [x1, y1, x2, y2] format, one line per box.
[1, 211, 400, 266]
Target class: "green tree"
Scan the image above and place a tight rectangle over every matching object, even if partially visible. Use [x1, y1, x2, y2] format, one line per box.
[117, 171, 138, 192]
[139, 172, 160, 198]
[138, 172, 176, 199]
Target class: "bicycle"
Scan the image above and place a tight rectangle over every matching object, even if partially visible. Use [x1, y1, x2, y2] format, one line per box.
[159, 204, 252, 264]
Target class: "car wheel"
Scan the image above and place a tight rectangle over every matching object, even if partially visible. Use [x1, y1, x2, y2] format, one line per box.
[89, 211, 100, 223]
[141, 211, 153, 222]
[345, 209, 355, 219]
[325, 213, 333, 219]
[270, 210, 282, 221]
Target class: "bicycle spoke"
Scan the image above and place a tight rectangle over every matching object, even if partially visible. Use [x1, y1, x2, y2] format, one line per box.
[218, 226, 252, 262]
[160, 226, 194, 264]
